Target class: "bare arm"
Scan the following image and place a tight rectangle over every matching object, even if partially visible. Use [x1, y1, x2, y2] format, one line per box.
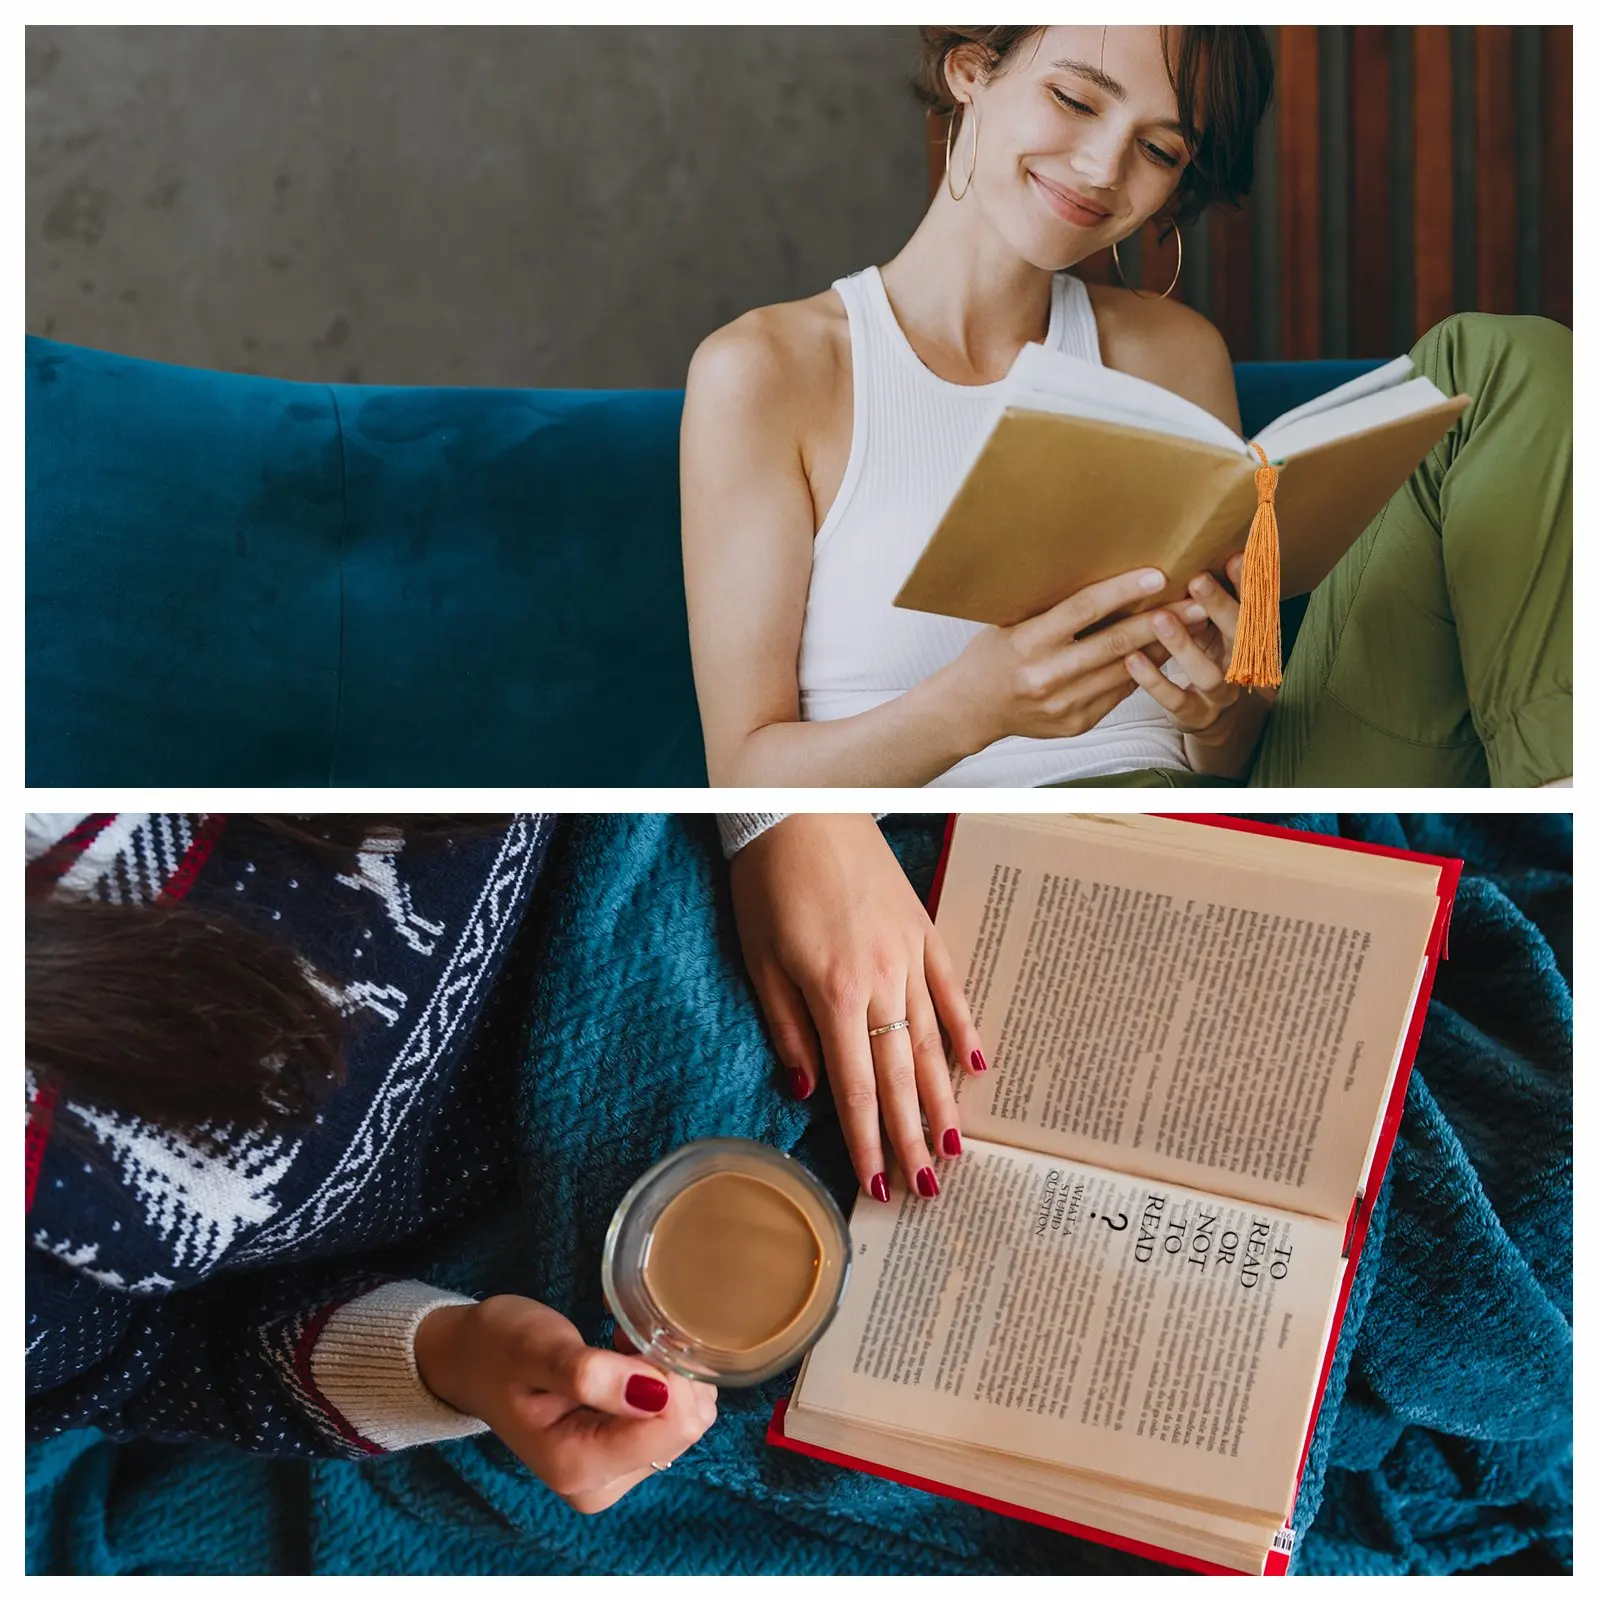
[1092, 284, 1245, 435]
[680, 320, 991, 787]
[681, 317, 1187, 787]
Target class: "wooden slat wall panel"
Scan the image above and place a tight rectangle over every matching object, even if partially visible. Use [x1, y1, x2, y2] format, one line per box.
[1140, 218, 1181, 298]
[1542, 26, 1573, 329]
[1475, 26, 1519, 314]
[1210, 199, 1256, 360]
[1412, 26, 1456, 336]
[1074, 249, 1115, 288]
[1278, 27, 1322, 358]
[923, 26, 1570, 357]
[1515, 29, 1544, 316]
[1349, 27, 1394, 357]
[1320, 26, 1351, 356]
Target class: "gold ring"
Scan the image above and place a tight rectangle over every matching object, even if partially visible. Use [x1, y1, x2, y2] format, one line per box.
[867, 1019, 911, 1038]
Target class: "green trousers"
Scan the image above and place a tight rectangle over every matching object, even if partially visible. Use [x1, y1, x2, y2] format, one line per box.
[1058, 313, 1572, 789]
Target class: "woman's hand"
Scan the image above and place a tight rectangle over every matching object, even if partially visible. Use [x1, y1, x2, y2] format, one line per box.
[728, 814, 984, 1203]
[1121, 552, 1274, 775]
[414, 1296, 717, 1513]
[945, 566, 1211, 746]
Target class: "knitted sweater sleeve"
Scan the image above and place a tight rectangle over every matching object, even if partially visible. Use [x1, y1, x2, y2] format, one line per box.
[715, 814, 790, 858]
[26, 1247, 488, 1458]
[715, 814, 890, 858]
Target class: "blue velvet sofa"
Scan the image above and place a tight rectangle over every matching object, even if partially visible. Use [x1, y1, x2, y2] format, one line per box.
[25, 336, 1383, 785]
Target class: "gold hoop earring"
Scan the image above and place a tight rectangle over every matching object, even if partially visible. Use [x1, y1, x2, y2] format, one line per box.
[1111, 225, 1183, 299]
[944, 107, 979, 202]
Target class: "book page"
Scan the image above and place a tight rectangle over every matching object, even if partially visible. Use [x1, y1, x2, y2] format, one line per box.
[777, 1412, 1287, 1574]
[1253, 373, 1456, 460]
[939, 815, 1440, 1220]
[793, 1139, 1345, 1522]
[1246, 353, 1415, 437]
[1008, 812, 1444, 897]
[1002, 341, 1249, 456]
[1353, 954, 1430, 1200]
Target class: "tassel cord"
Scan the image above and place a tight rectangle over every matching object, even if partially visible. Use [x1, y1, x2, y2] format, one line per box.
[1225, 441, 1284, 689]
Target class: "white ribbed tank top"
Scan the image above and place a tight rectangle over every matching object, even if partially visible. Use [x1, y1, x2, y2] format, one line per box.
[797, 266, 1187, 787]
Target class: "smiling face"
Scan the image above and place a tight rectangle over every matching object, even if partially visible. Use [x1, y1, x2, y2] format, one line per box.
[945, 26, 1197, 269]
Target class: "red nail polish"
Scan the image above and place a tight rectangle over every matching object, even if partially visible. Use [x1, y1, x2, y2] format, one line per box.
[869, 1172, 890, 1204]
[915, 1166, 940, 1198]
[942, 1128, 962, 1157]
[625, 1375, 669, 1413]
[788, 1067, 812, 1100]
[970, 1049, 987, 1073]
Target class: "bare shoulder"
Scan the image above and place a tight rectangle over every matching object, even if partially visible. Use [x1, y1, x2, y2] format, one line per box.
[684, 290, 847, 426]
[1085, 281, 1240, 430]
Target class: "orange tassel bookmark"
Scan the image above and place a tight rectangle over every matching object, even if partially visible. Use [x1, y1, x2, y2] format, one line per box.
[1226, 441, 1283, 689]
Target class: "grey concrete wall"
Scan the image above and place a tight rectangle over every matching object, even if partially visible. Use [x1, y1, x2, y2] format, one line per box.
[26, 25, 929, 388]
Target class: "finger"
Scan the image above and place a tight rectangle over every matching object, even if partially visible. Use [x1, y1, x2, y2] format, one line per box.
[1064, 608, 1168, 670]
[1124, 650, 1199, 717]
[563, 1382, 718, 1513]
[868, 999, 938, 1197]
[799, 972, 888, 1201]
[529, 1328, 681, 1420]
[751, 962, 823, 1101]
[907, 978, 962, 1162]
[1098, 627, 1184, 675]
[535, 1375, 717, 1499]
[1029, 566, 1168, 645]
[1068, 593, 1208, 671]
[1185, 572, 1239, 649]
[1224, 550, 1246, 591]
[922, 929, 985, 1076]
[1149, 610, 1227, 693]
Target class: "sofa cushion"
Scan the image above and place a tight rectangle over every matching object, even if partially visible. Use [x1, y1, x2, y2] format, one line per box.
[327, 382, 701, 784]
[27, 339, 346, 784]
[27, 338, 704, 784]
[26, 337, 1384, 785]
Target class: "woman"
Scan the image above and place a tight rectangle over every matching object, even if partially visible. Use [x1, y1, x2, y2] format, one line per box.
[26, 815, 712, 1513]
[25, 811, 985, 1513]
[682, 25, 1572, 788]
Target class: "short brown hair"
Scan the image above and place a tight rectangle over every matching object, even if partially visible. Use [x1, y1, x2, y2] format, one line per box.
[913, 26, 1274, 228]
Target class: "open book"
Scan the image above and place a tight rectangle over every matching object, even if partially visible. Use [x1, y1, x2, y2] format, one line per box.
[769, 813, 1461, 1576]
[892, 343, 1471, 629]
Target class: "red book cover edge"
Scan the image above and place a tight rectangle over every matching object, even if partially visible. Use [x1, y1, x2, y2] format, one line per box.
[771, 811, 1461, 1577]
[765, 1397, 1268, 1577]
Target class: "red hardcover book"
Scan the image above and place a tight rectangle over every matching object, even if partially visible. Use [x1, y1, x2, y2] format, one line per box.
[768, 812, 1461, 1576]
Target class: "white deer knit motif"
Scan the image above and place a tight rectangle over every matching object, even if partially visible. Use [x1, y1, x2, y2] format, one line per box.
[70, 1106, 300, 1272]
[334, 847, 447, 955]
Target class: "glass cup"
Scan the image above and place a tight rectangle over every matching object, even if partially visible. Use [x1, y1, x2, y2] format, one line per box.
[602, 1137, 852, 1387]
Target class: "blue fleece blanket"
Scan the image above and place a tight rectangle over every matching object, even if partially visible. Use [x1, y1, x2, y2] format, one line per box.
[26, 813, 1572, 1575]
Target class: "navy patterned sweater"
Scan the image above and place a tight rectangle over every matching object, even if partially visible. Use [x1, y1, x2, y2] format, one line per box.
[26, 812, 556, 1457]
